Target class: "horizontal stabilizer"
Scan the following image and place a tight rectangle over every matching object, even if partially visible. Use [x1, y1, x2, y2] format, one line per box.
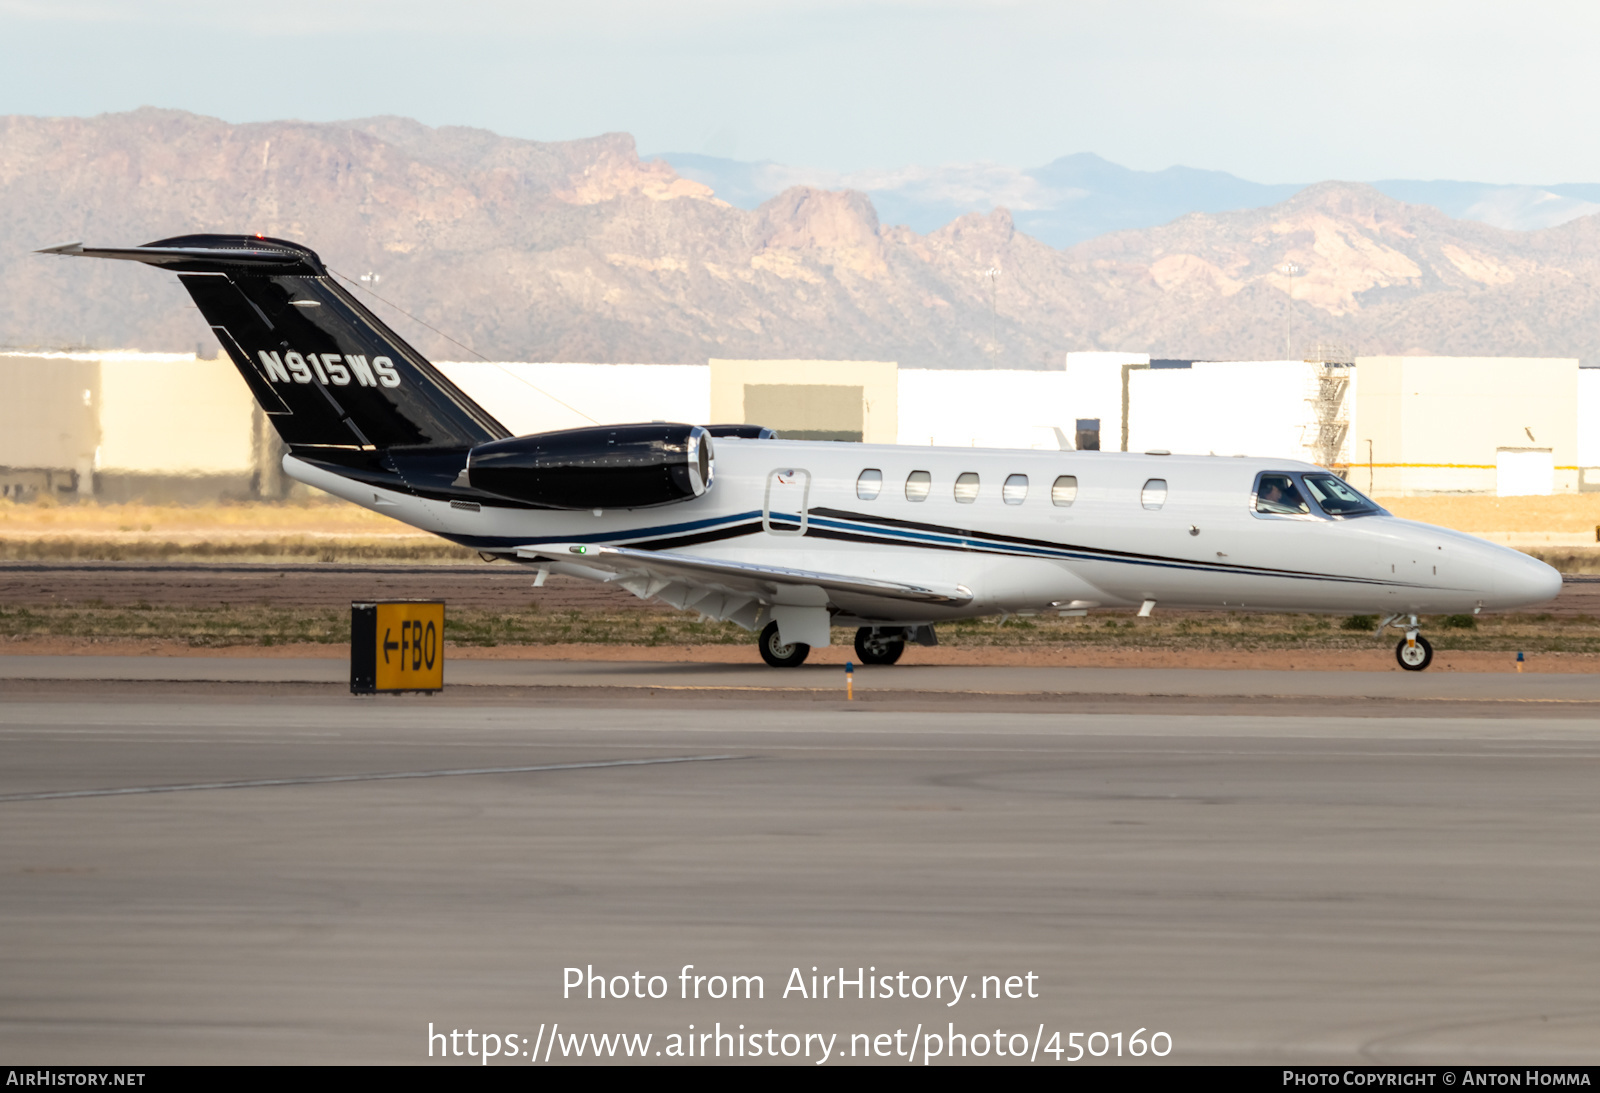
[36, 238, 319, 274]
[514, 543, 974, 606]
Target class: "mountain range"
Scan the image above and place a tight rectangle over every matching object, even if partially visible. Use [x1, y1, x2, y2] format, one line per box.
[4, 108, 1600, 368]
[657, 152, 1600, 247]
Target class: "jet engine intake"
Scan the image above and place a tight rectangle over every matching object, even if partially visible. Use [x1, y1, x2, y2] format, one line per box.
[465, 423, 713, 510]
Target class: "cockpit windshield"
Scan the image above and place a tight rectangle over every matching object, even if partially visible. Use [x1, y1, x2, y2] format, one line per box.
[1302, 473, 1385, 518]
[1254, 473, 1310, 515]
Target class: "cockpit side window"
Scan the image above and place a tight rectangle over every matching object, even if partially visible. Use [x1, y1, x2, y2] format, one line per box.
[1303, 473, 1384, 517]
[1253, 473, 1311, 516]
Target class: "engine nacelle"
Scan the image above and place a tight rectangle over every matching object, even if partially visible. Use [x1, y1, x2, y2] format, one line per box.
[465, 423, 713, 510]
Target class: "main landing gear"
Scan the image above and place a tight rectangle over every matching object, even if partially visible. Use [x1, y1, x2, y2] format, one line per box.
[1387, 614, 1434, 671]
[854, 626, 906, 666]
[757, 623, 918, 668]
[758, 621, 809, 668]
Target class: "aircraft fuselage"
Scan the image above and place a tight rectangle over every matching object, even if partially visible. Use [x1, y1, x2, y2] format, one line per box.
[289, 439, 1561, 624]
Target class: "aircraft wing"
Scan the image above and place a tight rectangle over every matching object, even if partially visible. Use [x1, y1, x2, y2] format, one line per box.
[515, 543, 973, 607]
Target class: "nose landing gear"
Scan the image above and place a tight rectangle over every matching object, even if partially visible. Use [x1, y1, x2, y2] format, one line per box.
[1396, 631, 1434, 671]
[1387, 614, 1434, 671]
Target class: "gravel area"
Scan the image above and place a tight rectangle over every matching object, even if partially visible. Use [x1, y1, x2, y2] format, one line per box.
[1, 561, 1594, 618]
[0, 561, 648, 612]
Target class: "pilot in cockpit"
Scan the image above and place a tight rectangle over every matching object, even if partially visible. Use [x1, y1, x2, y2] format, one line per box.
[1256, 474, 1311, 515]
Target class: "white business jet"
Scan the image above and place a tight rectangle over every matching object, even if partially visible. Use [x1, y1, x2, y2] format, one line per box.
[40, 235, 1562, 671]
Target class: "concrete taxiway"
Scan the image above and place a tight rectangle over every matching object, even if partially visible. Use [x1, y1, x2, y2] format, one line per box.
[4, 659, 1600, 1066]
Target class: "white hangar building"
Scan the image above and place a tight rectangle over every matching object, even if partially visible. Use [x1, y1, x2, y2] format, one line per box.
[432, 352, 1596, 498]
[0, 349, 1593, 501]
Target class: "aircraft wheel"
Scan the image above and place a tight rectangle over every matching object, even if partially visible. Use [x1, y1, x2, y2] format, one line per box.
[1395, 634, 1433, 671]
[854, 627, 905, 666]
[759, 621, 810, 668]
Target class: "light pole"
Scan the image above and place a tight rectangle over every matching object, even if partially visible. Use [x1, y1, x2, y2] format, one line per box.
[983, 267, 1001, 361]
[1279, 263, 1300, 359]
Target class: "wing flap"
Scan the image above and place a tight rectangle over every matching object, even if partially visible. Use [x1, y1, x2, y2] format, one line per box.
[515, 543, 973, 607]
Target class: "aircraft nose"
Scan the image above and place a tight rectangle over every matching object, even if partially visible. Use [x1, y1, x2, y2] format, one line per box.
[1496, 550, 1563, 607]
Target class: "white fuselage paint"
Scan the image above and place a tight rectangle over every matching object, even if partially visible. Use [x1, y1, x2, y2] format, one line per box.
[286, 439, 1562, 624]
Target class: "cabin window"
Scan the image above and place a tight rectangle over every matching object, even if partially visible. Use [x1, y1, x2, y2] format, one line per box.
[954, 472, 980, 503]
[1051, 475, 1078, 507]
[1141, 478, 1168, 510]
[856, 468, 883, 500]
[1002, 474, 1028, 505]
[905, 470, 932, 502]
[1254, 473, 1310, 515]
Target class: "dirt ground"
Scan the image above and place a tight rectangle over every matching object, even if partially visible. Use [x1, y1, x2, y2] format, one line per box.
[0, 497, 392, 535]
[1, 495, 1597, 570]
[4, 563, 1597, 617]
[2, 493, 1598, 536]
[2, 493, 1594, 677]
[0, 563, 643, 611]
[0, 563, 1594, 674]
[1379, 494, 1600, 534]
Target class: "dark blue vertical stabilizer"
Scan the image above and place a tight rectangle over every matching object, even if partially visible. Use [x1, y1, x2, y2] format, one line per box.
[38, 235, 509, 455]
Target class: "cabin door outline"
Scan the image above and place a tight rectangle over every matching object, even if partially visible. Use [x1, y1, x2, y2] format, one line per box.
[762, 468, 811, 536]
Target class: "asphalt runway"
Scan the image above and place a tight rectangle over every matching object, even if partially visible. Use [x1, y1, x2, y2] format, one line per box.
[6, 653, 1600, 704]
[5, 676, 1600, 1065]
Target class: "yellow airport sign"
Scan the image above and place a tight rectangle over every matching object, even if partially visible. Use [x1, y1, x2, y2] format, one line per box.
[351, 601, 444, 694]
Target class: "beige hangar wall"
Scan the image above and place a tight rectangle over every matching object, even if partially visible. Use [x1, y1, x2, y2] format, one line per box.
[709, 359, 898, 444]
[0, 352, 101, 497]
[1352, 356, 1578, 496]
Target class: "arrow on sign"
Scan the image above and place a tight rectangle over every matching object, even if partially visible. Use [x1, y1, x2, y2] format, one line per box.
[383, 628, 399, 664]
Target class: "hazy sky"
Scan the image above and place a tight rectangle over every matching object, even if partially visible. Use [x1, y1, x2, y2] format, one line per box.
[2, 0, 1596, 183]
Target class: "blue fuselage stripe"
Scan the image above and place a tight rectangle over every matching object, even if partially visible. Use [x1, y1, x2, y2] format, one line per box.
[446, 506, 1423, 590]
[802, 514, 1409, 588]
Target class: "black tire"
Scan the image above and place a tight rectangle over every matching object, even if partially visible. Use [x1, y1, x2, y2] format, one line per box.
[1396, 634, 1433, 671]
[759, 621, 810, 668]
[854, 627, 905, 666]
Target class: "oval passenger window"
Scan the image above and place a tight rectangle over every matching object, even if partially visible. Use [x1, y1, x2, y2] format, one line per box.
[905, 470, 931, 502]
[1003, 474, 1028, 505]
[1141, 478, 1168, 510]
[1051, 475, 1078, 507]
[954, 472, 980, 503]
[856, 468, 882, 500]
